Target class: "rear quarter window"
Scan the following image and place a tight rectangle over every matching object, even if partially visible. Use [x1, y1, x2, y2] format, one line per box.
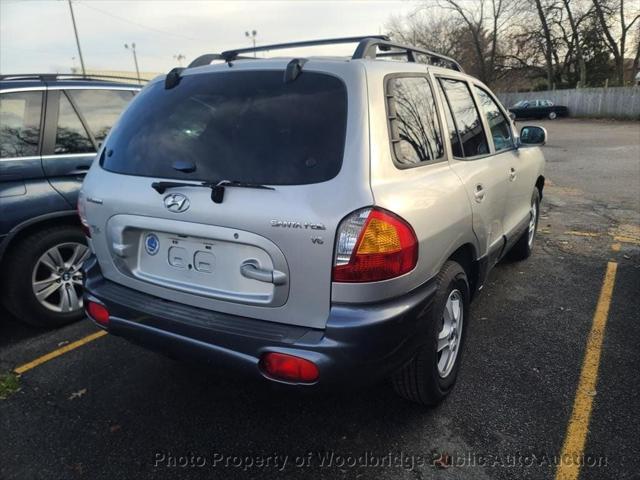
[0, 91, 43, 158]
[67, 89, 135, 146]
[101, 71, 348, 185]
[386, 76, 444, 166]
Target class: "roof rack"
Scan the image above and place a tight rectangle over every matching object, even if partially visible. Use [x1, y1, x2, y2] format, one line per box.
[0, 73, 147, 84]
[353, 38, 463, 72]
[189, 35, 388, 67]
[188, 35, 463, 72]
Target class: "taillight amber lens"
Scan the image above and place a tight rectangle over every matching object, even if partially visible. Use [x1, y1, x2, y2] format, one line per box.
[333, 208, 418, 282]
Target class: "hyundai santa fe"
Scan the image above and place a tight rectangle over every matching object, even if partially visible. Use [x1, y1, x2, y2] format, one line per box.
[80, 36, 547, 405]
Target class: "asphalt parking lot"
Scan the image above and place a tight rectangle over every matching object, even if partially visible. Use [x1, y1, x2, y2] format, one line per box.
[1, 118, 639, 480]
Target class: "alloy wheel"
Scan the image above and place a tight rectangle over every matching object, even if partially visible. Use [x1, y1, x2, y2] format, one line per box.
[528, 200, 538, 248]
[31, 242, 89, 313]
[437, 289, 464, 378]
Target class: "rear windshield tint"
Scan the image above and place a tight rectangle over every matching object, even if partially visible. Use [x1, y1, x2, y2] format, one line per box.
[101, 70, 347, 185]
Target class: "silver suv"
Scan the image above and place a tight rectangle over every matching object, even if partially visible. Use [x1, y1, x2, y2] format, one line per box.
[80, 36, 546, 405]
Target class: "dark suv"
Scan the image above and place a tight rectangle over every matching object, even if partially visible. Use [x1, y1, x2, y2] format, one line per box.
[0, 74, 139, 327]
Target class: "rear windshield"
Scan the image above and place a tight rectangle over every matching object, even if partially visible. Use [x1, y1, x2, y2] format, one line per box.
[101, 70, 347, 185]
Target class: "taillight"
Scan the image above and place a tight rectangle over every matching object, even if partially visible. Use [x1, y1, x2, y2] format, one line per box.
[259, 352, 319, 383]
[333, 207, 418, 282]
[77, 194, 91, 238]
[86, 300, 109, 327]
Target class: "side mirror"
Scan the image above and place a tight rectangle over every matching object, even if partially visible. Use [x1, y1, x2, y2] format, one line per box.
[519, 126, 547, 146]
[508, 111, 516, 122]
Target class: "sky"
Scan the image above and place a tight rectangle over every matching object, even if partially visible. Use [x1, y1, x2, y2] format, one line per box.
[0, 0, 420, 74]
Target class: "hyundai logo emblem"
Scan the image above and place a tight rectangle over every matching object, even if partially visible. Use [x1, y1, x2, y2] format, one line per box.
[164, 193, 190, 213]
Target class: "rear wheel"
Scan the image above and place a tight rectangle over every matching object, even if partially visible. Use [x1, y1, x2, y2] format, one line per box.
[392, 260, 469, 406]
[548, 111, 557, 120]
[2, 225, 89, 328]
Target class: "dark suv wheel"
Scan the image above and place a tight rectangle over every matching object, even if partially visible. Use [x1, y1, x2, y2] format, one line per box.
[2, 225, 89, 327]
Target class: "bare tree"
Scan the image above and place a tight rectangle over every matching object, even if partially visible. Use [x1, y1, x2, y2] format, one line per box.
[386, 0, 631, 89]
[633, 24, 640, 77]
[561, 0, 588, 86]
[533, 0, 558, 87]
[592, 0, 640, 84]
[386, 12, 461, 58]
[426, 0, 515, 85]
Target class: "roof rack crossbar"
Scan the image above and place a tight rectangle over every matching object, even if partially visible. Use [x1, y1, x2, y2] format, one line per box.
[353, 38, 464, 72]
[186, 35, 463, 72]
[220, 35, 389, 62]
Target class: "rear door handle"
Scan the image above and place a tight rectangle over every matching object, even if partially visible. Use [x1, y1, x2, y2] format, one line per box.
[509, 167, 517, 181]
[474, 184, 486, 203]
[240, 261, 287, 285]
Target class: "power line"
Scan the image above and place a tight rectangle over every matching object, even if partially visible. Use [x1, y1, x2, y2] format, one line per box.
[75, 1, 208, 42]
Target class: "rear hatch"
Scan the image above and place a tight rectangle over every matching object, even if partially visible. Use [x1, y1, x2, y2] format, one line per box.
[82, 62, 372, 329]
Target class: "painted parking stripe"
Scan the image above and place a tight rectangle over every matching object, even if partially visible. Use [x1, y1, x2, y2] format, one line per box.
[14, 330, 107, 375]
[555, 261, 617, 480]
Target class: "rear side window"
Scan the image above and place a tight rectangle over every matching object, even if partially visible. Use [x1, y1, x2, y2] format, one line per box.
[474, 87, 514, 152]
[0, 91, 42, 158]
[386, 76, 443, 165]
[102, 71, 348, 185]
[55, 93, 94, 154]
[67, 89, 134, 146]
[438, 78, 489, 158]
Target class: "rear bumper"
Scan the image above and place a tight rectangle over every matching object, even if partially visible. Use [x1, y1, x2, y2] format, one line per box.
[83, 256, 437, 387]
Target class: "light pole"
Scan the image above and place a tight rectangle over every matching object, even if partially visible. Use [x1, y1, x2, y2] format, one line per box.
[245, 30, 257, 57]
[124, 43, 141, 83]
[173, 53, 186, 67]
[67, 0, 86, 75]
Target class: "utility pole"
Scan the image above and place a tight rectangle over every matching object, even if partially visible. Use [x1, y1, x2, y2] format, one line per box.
[124, 43, 141, 83]
[245, 30, 257, 57]
[173, 53, 186, 67]
[67, 0, 86, 75]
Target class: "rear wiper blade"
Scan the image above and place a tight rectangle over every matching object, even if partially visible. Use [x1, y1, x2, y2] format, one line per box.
[216, 180, 274, 191]
[151, 179, 274, 204]
[151, 181, 209, 194]
[211, 180, 274, 204]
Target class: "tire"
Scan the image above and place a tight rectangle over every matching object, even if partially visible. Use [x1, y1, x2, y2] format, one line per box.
[2, 225, 89, 328]
[548, 111, 557, 120]
[508, 189, 540, 261]
[392, 260, 470, 406]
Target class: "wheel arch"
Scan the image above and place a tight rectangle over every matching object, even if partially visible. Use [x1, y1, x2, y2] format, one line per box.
[447, 243, 479, 299]
[0, 211, 80, 264]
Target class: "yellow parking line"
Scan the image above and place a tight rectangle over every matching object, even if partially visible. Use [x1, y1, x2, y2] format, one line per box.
[14, 330, 107, 375]
[564, 231, 600, 238]
[613, 235, 640, 245]
[555, 261, 617, 480]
